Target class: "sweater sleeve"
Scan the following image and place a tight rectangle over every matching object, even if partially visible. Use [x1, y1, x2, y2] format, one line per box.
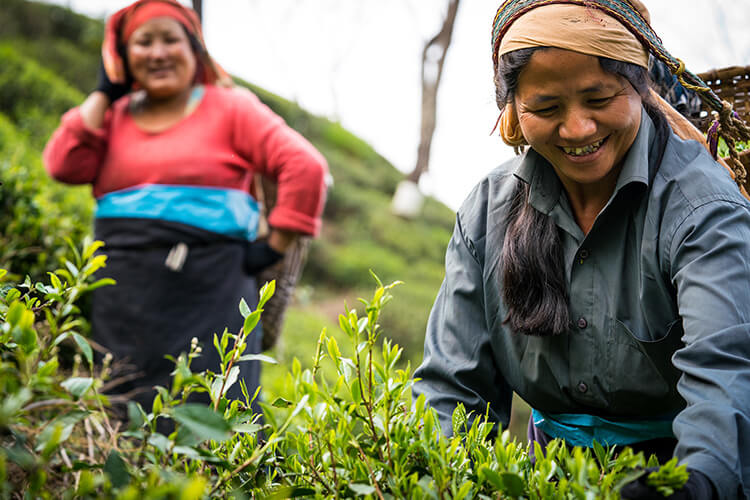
[43, 107, 109, 186]
[230, 88, 328, 236]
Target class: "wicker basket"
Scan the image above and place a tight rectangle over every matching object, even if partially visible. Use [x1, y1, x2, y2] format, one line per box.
[694, 66, 750, 191]
[737, 149, 750, 180]
[253, 176, 312, 351]
[696, 65, 750, 129]
[256, 235, 311, 351]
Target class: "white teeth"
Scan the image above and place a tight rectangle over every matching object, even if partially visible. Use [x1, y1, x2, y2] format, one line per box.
[562, 138, 605, 156]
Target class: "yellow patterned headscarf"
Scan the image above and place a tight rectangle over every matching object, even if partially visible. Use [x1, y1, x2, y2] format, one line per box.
[498, 4, 649, 69]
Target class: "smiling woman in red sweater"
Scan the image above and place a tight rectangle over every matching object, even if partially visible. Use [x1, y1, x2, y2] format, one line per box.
[43, 0, 328, 412]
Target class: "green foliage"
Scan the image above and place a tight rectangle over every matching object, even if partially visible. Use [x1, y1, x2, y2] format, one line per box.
[646, 458, 690, 496]
[0, 113, 93, 281]
[717, 138, 749, 158]
[7, 37, 100, 95]
[258, 277, 682, 499]
[0, 268, 687, 498]
[0, 239, 110, 494]
[0, 0, 103, 95]
[0, 42, 84, 145]
[0, 0, 102, 51]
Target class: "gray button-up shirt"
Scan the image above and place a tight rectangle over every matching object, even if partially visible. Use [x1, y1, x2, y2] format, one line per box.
[414, 111, 750, 499]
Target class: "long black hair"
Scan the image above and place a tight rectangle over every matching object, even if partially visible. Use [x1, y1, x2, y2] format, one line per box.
[496, 47, 670, 336]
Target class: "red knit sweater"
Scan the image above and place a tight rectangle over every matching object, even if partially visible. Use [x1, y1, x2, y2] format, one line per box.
[43, 85, 328, 236]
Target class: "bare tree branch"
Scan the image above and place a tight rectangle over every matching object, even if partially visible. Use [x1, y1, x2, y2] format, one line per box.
[192, 0, 202, 23]
[406, 0, 460, 184]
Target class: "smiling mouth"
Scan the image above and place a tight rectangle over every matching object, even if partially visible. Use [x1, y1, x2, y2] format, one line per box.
[560, 137, 607, 157]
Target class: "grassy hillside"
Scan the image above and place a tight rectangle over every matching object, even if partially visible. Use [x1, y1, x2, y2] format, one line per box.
[0, 0, 456, 376]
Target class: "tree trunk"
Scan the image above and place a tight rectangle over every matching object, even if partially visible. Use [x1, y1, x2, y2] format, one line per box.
[192, 0, 202, 23]
[406, 0, 460, 184]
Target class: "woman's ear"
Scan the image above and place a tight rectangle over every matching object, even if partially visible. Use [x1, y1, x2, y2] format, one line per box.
[499, 103, 527, 149]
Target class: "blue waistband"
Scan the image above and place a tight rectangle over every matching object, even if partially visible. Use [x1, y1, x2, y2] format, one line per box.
[532, 409, 676, 448]
[96, 184, 259, 241]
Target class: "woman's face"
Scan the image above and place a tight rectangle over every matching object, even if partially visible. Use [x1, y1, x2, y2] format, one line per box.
[513, 48, 642, 193]
[126, 17, 197, 100]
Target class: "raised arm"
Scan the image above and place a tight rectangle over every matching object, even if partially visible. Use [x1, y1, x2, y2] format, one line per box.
[43, 62, 128, 185]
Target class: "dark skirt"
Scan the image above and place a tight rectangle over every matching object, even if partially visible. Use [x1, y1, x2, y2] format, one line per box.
[92, 218, 262, 412]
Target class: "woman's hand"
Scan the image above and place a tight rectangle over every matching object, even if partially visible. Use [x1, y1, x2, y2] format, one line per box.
[620, 469, 715, 500]
[78, 60, 133, 130]
[244, 240, 284, 275]
[95, 59, 132, 104]
[244, 229, 298, 275]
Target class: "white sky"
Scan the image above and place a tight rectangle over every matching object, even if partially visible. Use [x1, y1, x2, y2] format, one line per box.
[44, 0, 750, 209]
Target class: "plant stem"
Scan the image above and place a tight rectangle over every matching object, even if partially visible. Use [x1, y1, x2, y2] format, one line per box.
[136, 426, 151, 470]
[308, 452, 334, 496]
[355, 349, 381, 461]
[22, 399, 74, 411]
[327, 439, 339, 499]
[383, 396, 393, 468]
[356, 444, 385, 500]
[214, 330, 244, 411]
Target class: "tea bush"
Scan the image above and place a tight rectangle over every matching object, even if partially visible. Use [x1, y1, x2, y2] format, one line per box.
[0, 113, 93, 282]
[0, 257, 687, 498]
[0, 43, 83, 146]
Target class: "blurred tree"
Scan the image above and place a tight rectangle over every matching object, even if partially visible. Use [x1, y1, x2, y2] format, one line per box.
[408, 0, 460, 184]
[192, 0, 202, 22]
[392, 0, 460, 218]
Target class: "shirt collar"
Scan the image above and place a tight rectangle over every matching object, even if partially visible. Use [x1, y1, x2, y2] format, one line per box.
[514, 107, 655, 215]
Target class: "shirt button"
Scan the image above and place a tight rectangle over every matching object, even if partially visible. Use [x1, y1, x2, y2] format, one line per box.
[577, 381, 588, 393]
[577, 317, 588, 329]
[579, 249, 590, 260]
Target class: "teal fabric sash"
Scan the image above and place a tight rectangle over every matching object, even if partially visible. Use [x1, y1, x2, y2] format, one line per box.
[96, 184, 260, 241]
[532, 409, 676, 447]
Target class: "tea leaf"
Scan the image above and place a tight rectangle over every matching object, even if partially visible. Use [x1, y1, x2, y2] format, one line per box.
[238, 353, 278, 364]
[239, 298, 251, 318]
[60, 377, 93, 399]
[71, 333, 93, 366]
[350, 483, 376, 496]
[103, 450, 130, 489]
[172, 404, 231, 443]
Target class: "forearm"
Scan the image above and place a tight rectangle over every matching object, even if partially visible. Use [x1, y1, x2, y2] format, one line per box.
[43, 106, 108, 185]
[79, 91, 111, 131]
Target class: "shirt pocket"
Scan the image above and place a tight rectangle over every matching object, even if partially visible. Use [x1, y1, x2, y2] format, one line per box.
[605, 319, 686, 415]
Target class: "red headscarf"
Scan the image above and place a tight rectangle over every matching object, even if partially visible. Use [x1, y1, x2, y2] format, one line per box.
[102, 0, 232, 87]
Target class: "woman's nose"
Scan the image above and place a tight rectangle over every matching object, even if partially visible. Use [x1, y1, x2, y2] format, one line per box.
[558, 110, 596, 141]
[149, 41, 169, 58]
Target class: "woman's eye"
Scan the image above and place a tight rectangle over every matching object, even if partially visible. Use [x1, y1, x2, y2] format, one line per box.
[531, 106, 557, 115]
[589, 96, 613, 106]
